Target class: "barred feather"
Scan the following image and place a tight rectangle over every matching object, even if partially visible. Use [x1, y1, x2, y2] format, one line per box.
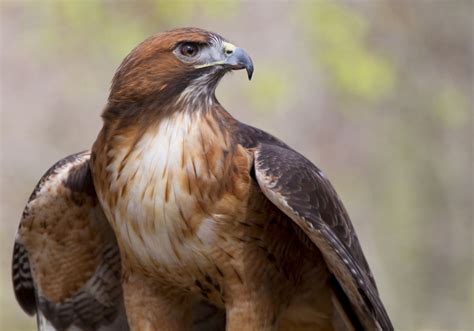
[12, 151, 128, 331]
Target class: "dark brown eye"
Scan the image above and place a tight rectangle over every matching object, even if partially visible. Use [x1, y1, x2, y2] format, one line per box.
[179, 43, 199, 57]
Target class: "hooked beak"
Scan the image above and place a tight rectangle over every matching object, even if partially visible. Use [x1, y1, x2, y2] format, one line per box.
[194, 41, 254, 80]
[223, 42, 254, 80]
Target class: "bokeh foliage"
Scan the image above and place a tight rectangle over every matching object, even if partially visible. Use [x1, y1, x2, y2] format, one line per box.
[303, 2, 395, 103]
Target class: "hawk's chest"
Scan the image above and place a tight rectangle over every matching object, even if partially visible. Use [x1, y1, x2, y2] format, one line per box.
[98, 112, 250, 272]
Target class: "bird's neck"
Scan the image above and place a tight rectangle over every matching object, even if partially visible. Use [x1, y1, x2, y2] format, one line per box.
[96, 94, 238, 180]
[103, 77, 223, 128]
[95, 87, 240, 196]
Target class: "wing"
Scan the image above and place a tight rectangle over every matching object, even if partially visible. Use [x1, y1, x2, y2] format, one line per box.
[12, 151, 129, 331]
[236, 124, 393, 330]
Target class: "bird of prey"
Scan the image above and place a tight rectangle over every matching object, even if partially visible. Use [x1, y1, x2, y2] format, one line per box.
[13, 28, 393, 331]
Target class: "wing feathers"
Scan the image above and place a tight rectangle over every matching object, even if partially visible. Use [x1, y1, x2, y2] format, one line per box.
[12, 151, 128, 331]
[12, 241, 36, 315]
[252, 143, 393, 330]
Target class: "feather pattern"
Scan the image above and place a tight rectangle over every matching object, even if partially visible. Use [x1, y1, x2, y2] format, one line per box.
[12, 151, 128, 331]
[245, 138, 393, 330]
[12, 241, 36, 315]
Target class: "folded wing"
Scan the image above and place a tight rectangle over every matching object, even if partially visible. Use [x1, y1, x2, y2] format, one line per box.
[12, 151, 128, 331]
[251, 143, 393, 330]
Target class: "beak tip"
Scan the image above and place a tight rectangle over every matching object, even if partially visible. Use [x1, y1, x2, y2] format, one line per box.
[247, 67, 253, 80]
[225, 46, 254, 81]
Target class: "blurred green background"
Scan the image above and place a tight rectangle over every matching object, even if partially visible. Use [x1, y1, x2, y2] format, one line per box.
[1, 1, 472, 330]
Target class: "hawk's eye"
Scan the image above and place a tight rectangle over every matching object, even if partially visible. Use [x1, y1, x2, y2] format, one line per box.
[179, 43, 199, 57]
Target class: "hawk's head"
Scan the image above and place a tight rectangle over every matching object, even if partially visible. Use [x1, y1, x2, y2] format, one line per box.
[108, 27, 253, 108]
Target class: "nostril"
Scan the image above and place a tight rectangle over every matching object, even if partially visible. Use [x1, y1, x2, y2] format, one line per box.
[225, 49, 234, 55]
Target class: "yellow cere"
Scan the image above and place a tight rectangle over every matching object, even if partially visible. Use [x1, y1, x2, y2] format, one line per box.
[223, 41, 236, 53]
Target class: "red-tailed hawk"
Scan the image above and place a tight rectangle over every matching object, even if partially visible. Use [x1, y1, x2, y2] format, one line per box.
[13, 28, 393, 330]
